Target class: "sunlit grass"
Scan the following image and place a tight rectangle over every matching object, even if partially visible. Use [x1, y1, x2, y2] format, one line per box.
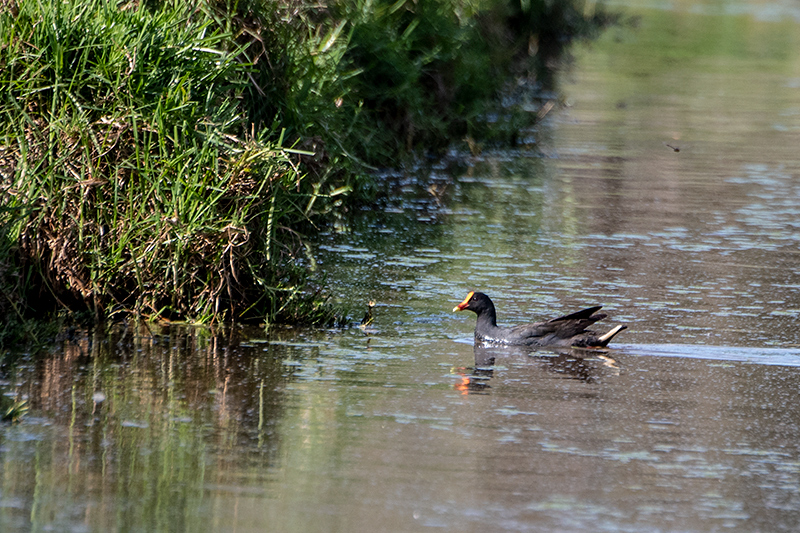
[0, 0, 344, 329]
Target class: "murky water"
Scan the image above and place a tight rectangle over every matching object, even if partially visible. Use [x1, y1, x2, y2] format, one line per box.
[4, 1, 800, 531]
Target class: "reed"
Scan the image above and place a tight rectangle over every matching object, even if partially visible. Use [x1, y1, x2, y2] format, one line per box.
[0, 0, 343, 333]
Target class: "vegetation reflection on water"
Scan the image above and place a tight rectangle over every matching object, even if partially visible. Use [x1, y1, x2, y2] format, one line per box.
[4, 0, 800, 531]
[3, 325, 800, 532]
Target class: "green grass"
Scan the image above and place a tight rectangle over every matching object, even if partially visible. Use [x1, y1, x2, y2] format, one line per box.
[0, 0, 344, 332]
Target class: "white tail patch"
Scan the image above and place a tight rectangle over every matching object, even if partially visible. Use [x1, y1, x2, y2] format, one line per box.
[598, 325, 626, 344]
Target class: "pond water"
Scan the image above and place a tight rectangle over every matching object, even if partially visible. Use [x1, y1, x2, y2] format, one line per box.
[3, 1, 800, 531]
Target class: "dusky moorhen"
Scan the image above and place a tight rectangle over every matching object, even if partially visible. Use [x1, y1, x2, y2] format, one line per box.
[454, 291, 626, 348]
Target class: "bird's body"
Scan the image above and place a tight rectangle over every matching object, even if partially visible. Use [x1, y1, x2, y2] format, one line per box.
[453, 291, 626, 348]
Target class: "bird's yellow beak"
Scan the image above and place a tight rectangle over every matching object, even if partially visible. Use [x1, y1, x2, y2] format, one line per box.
[453, 291, 474, 312]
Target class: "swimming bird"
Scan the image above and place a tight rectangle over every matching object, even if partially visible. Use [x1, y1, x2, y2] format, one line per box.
[453, 291, 626, 348]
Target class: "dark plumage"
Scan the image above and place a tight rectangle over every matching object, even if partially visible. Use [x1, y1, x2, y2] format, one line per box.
[453, 291, 626, 348]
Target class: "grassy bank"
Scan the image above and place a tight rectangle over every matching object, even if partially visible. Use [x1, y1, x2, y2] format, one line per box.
[0, 0, 614, 343]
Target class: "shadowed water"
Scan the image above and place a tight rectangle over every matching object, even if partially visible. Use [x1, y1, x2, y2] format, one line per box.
[3, 0, 800, 531]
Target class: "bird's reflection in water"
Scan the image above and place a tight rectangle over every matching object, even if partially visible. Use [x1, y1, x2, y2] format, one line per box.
[453, 343, 620, 395]
[453, 364, 494, 394]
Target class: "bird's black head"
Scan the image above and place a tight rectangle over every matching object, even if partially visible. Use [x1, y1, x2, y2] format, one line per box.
[453, 291, 495, 314]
